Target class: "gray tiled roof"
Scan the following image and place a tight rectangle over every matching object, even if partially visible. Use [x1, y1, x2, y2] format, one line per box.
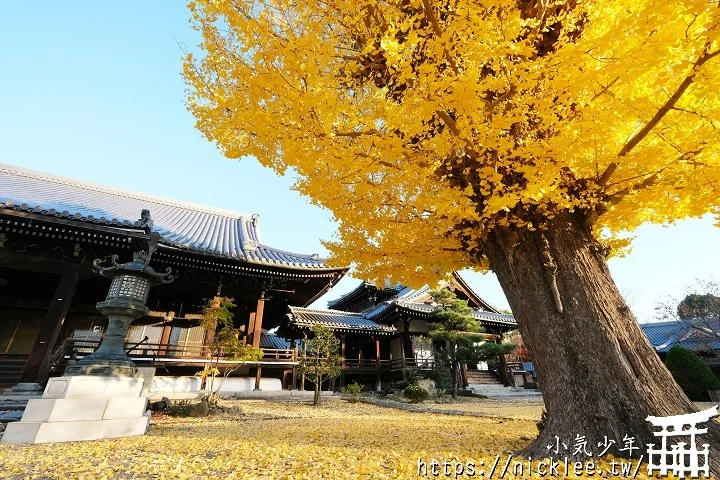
[365, 300, 516, 325]
[326, 281, 405, 309]
[641, 320, 720, 353]
[327, 272, 501, 313]
[288, 306, 397, 333]
[0, 163, 334, 269]
[260, 333, 292, 350]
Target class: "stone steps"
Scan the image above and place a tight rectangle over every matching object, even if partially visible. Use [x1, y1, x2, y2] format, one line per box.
[465, 370, 503, 385]
[468, 385, 543, 400]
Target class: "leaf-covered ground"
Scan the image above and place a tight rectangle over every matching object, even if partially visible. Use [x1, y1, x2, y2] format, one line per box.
[376, 396, 546, 421]
[0, 399, 657, 479]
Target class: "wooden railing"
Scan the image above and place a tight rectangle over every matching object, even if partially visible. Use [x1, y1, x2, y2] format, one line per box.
[338, 357, 437, 371]
[61, 339, 296, 364]
[389, 358, 436, 370]
[342, 358, 392, 369]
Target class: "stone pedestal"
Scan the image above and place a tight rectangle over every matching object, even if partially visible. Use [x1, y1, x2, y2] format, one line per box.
[1, 376, 150, 444]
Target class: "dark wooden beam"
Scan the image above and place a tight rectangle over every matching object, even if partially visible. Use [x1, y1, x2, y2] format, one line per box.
[0, 250, 94, 278]
[21, 272, 79, 383]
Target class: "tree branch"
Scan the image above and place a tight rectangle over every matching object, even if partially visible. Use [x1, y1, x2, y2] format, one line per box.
[435, 110, 479, 158]
[421, 0, 460, 75]
[598, 47, 720, 187]
[332, 129, 379, 138]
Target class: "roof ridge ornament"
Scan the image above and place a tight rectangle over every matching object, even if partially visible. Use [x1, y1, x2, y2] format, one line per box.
[93, 211, 173, 284]
[243, 239, 258, 252]
[138, 209, 154, 234]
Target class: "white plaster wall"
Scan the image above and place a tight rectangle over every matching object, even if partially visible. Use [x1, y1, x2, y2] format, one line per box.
[212, 377, 283, 392]
[149, 376, 202, 393]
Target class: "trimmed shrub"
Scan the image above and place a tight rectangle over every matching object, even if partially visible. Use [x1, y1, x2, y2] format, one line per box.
[403, 384, 429, 404]
[665, 346, 720, 401]
[341, 381, 364, 403]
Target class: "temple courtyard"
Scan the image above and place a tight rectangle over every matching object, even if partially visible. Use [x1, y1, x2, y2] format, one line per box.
[0, 398, 659, 479]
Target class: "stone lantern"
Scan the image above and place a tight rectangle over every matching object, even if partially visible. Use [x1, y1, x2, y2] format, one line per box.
[2, 215, 175, 445]
[65, 239, 173, 377]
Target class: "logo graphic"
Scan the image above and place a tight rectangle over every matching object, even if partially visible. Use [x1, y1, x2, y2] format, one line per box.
[646, 405, 718, 478]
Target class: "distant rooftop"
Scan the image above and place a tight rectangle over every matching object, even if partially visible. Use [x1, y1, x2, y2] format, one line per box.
[291, 271, 516, 334]
[287, 306, 397, 334]
[327, 271, 502, 314]
[0, 163, 337, 270]
[641, 319, 720, 353]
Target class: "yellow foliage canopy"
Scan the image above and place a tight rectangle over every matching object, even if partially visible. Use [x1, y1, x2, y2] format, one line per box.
[184, 0, 720, 285]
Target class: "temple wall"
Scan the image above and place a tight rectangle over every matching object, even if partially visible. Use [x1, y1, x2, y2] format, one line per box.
[147, 375, 283, 394]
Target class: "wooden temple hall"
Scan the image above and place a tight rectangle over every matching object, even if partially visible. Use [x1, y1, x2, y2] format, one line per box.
[281, 271, 517, 390]
[0, 163, 517, 394]
[0, 163, 346, 392]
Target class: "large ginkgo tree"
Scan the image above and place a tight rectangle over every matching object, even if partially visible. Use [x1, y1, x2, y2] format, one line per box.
[183, 0, 720, 462]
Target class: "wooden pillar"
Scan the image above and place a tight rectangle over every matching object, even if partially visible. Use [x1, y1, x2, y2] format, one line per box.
[495, 334, 509, 387]
[21, 273, 79, 384]
[247, 312, 256, 343]
[402, 318, 413, 363]
[341, 334, 346, 369]
[375, 336, 381, 369]
[460, 363, 469, 388]
[251, 294, 266, 348]
[300, 333, 307, 391]
[289, 340, 297, 391]
[254, 364, 262, 390]
[157, 321, 173, 356]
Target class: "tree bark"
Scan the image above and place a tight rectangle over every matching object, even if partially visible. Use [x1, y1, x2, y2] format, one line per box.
[481, 211, 720, 467]
[451, 350, 459, 400]
[313, 375, 322, 406]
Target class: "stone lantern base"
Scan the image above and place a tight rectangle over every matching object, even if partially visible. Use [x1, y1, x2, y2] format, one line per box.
[1, 376, 150, 444]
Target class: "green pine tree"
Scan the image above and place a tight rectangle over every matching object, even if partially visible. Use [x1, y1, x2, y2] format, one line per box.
[428, 289, 514, 399]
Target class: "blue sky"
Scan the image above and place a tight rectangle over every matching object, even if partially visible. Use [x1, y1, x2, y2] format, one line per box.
[1, 2, 719, 322]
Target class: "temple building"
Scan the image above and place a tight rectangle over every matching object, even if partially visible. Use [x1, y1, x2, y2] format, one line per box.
[0, 163, 346, 391]
[280, 271, 517, 390]
[0, 163, 517, 395]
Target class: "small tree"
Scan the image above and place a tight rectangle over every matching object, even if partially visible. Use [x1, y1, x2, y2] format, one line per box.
[298, 325, 342, 406]
[665, 346, 720, 401]
[429, 289, 514, 399]
[197, 297, 263, 405]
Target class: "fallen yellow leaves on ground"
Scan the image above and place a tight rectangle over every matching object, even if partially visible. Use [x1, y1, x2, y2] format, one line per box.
[384, 396, 546, 421]
[0, 400, 658, 479]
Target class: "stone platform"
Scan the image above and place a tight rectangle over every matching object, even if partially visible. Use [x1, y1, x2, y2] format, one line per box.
[1, 376, 150, 444]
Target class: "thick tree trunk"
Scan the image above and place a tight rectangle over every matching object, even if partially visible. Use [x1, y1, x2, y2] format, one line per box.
[482, 212, 720, 468]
